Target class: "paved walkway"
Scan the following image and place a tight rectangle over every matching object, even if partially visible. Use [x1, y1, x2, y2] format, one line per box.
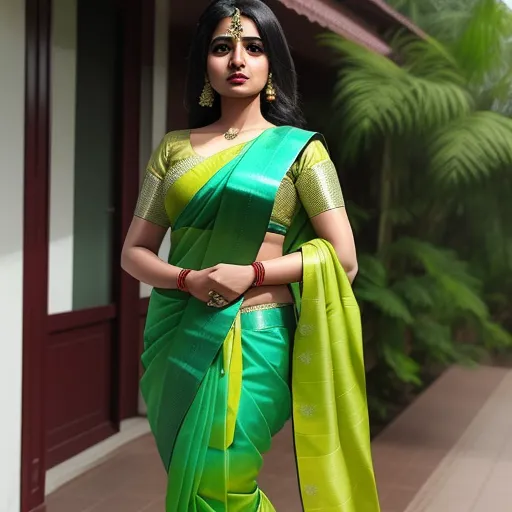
[45, 365, 512, 511]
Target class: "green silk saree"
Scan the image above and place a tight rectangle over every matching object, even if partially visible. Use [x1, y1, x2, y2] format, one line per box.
[140, 126, 380, 511]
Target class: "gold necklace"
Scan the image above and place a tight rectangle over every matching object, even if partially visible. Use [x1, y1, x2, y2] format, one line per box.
[224, 128, 240, 140]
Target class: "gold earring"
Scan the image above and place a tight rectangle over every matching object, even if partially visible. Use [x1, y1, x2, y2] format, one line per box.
[199, 77, 214, 107]
[266, 72, 276, 102]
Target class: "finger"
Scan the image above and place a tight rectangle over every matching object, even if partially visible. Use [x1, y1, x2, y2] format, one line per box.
[191, 292, 210, 304]
[208, 272, 223, 286]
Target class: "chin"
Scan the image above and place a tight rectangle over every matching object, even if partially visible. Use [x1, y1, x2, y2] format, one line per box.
[220, 88, 263, 100]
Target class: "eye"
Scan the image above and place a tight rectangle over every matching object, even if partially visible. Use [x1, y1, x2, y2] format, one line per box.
[246, 43, 264, 54]
[211, 43, 230, 54]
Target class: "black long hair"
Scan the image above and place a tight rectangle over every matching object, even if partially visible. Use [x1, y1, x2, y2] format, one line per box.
[185, 0, 306, 129]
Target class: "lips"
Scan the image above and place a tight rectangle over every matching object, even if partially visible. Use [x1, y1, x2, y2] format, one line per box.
[227, 73, 249, 84]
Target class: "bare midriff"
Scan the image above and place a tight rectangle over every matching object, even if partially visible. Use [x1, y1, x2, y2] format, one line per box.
[242, 232, 294, 308]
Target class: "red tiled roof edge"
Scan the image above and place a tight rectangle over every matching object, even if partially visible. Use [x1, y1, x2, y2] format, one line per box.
[277, 0, 392, 55]
[364, 0, 427, 38]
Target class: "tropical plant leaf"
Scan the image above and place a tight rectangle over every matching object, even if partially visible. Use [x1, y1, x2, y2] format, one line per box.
[388, 238, 475, 283]
[357, 254, 388, 287]
[382, 344, 422, 385]
[393, 277, 436, 308]
[480, 320, 512, 350]
[387, 238, 489, 318]
[389, 32, 463, 84]
[355, 281, 414, 324]
[317, 34, 472, 162]
[419, 10, 474, 42]
[411, 316, 457, 363]
[437, 274, 489, 318]
[453, 0, 512, 81]
[429, 111, 512, 184]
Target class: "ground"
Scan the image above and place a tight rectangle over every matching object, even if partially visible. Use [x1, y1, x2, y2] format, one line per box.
[46, 365, 512, 511]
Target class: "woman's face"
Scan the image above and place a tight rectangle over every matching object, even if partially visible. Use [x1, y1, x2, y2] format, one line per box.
[206, 15, 269, 100]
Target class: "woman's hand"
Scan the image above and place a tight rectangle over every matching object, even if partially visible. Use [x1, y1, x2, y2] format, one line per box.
[208, 264, 255, 303]
[186, 264, 254, 305]
[186, 264, 255, 304]
[185, 268, 216, 303]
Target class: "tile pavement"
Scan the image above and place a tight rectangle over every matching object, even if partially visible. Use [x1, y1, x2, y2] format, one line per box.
[45, 365, 512, 511]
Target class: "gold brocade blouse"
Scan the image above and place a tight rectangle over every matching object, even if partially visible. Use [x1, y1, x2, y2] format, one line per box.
[134, 130, 344, 235]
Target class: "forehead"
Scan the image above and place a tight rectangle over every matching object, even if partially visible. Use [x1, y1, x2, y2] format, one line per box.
[211, 15, 261, 39]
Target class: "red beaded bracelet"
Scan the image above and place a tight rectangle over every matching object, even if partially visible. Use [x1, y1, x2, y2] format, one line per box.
[251, 261, 265, 287]
[177, 269, 192, 292]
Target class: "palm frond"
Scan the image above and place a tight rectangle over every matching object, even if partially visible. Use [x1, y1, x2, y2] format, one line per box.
[389, 33, 463, 84]
[317, 34, 472, 162]
[387, 238, 489, 318]
[429, 111, 512, 184]
[355, 280, 414, 324]
[411, 317, 457, 363]
[453, 0, 512, 81]
[480, 321, 512, 350]
[357, 254, 388, 287]
[388, 238, 476, 283]
[437, 274, 489, 318]
[393, 277, 436, 308]
[382, 344, 422, 385]
[419, 11, 473, 42]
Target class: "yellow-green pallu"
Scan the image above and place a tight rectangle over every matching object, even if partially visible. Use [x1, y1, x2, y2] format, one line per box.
[139, 126, 381, 511]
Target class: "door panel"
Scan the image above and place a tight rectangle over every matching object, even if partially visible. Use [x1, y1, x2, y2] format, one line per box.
[46, 319, 117, 467]
[46, 0, 121, 468]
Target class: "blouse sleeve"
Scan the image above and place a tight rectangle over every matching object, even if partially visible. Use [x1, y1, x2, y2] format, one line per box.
[293, 139, 345, 218]
[134, 135, 171, 228]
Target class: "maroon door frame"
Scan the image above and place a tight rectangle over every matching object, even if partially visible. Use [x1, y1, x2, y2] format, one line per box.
[22, 0, 51, 509]
[21, 0, 153, 509]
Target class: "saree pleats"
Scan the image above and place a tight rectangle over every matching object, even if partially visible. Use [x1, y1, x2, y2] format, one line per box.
[166, 306, 296, 511]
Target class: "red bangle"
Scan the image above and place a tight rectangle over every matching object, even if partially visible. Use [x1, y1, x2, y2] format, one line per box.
[251, 262, 265, 287]
[177, 269, 192, 292]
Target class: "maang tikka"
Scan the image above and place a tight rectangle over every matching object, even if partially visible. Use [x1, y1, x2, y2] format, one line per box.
[226, 7, 243, 41]
[199, 7, 243, 108]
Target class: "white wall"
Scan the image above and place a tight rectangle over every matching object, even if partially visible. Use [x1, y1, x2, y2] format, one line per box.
[48, 0, 77, 314]
[0, 1, 26, 511]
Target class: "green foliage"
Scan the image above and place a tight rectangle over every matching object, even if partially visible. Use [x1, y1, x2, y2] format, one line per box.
[452, 0, 512, 82]
[318, 34, 472, 162]
[355, 239, 503, 390]
[428, 112, 512, 184]
[322, 0, 512, 420]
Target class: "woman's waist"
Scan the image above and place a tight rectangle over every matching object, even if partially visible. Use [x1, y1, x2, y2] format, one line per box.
[242, 285, 293, 308]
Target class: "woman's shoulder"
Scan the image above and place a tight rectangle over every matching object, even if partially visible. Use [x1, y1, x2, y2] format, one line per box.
[280, 126, 328, 154]
[159, 129, 190, 147]
[146, 130, 193, 177]
[289, 134, 330, 176]
[157, 129, 193, 159]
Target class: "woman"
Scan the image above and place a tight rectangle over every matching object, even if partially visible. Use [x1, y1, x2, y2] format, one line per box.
[121, 0, 380, 510]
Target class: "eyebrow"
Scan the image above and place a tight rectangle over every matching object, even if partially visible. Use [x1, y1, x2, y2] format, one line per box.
[210, 36, 264, 45]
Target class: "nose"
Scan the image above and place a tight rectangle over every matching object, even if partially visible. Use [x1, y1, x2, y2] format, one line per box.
[229, 42, 245, 69]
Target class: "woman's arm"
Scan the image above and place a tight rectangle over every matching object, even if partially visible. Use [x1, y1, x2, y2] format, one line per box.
[121, 217, 228, 303]
[262, 207, 358, 284]
[207, 206, 358, 302]
[121, 217, 180, 288]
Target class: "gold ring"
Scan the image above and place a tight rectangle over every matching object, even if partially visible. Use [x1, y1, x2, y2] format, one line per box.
[207, 290, 229, 308]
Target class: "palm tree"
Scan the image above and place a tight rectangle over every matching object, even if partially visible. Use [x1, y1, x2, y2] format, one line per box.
[318, 0, 512, 407]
